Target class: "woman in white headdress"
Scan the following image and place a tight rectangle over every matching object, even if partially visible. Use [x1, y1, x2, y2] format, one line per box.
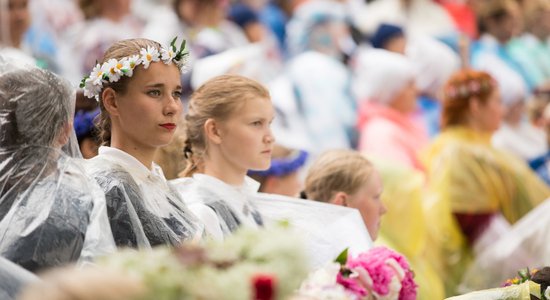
[406, 36, 461, 138]
[0, 60, 115, 272]
[491, 69, 547, 161]
[353, 48, 429, 172]
[270, 0, 357, 155]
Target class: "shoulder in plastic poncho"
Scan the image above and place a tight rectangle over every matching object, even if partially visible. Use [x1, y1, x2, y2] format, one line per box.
[172, 174, 263, 240]
[0, 59, 115, 272]
[86, 147, 204, 248]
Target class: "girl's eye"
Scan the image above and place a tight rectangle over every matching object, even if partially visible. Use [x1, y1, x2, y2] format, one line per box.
[173, 90, 182, 99]
[147, 90, 161, 97]
[252, 121, 262, 126]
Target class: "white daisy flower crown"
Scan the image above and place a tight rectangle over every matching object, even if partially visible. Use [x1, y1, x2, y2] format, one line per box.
[80, 37, 190, 101]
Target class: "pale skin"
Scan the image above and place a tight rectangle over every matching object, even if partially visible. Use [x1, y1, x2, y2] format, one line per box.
[389, 80, 418, 114]
[466, 88, 504, 133]
[329, 171, 387, 240]
[102, 62, 183, 170]
[4, 0, 30, 48]
[202, 97, 275, 186]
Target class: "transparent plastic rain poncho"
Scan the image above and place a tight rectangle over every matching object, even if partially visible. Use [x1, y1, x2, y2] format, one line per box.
[253, 193, 373, 270]
[0, 59, 115, 272]
[459, 198, 550, 292]
[172, 175, 264, 241]
[86, 147, 204, 248]
[173, 176, 372, 269]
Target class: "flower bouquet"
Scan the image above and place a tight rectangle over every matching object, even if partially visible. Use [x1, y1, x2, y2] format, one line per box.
[296, 247, 417, 300]
[446, 267, 550, 300]
[502, 267, 550, 300]
[20, 224, 309, 300]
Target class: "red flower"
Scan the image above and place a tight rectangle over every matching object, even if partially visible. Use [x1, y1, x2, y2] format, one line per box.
[253, 274, 277, 300]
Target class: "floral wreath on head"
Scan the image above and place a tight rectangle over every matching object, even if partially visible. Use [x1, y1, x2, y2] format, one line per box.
[79, 37, 190, 101]
[444, 74, 497, 101]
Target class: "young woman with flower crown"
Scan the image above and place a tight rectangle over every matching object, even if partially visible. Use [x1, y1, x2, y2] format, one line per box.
[172, 74, 275, 240]
[81, 37, 204, 248]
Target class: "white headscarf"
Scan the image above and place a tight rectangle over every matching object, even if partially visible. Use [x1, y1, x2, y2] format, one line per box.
[472, 51, 528, 107]
[406, 36, 461, 98]
[286, 0, 349, 57]
[191, 43, 281, 88]
[352, 48, 417, 105]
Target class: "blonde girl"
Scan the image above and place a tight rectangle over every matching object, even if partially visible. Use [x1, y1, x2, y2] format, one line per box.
[174, 74, 275, 240]
[303, 149, 386, 240]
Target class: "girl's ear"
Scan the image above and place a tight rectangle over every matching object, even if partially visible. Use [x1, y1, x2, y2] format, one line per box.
[55, 121, 73, 148]
[204, 118, 222, 145]
[102, 88, 119, 117]
[330, 191, 348, 207]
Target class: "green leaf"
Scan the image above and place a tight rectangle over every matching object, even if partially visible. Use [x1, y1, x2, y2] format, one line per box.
[79, 76, 88, 88]
[179, 39, 186, 53]
[518, 268, 530, 281]
[334, 248, 349, 266]
[170, 36, 177, 52]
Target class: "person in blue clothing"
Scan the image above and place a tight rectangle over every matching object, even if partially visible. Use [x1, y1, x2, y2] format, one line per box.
[470, 0, 535, 91]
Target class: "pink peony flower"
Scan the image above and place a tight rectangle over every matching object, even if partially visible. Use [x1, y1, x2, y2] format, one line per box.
[337, 272, 368, 299]
[337, 247, 417, 300]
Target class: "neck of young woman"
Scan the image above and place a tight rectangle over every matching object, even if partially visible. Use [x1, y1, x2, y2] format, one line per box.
[110, 136, 157, 170]
[203, 156, 247, 186]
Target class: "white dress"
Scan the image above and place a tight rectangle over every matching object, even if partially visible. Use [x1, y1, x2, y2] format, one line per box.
[172, 174, 263, 240]
[86, 146, 203, 248]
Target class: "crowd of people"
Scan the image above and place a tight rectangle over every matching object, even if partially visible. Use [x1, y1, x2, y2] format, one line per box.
[2, 0, 550, 299]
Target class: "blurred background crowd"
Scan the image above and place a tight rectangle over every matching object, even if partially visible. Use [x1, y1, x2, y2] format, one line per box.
[4, 0, 550, 175]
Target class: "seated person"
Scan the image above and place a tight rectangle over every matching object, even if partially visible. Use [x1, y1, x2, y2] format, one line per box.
[0, 61, 114, 272]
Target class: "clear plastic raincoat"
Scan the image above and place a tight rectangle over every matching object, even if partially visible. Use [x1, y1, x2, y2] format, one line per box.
[0, 60, 115, 272]
[86, 146, 204, 248]
[172, 174, 263, 241]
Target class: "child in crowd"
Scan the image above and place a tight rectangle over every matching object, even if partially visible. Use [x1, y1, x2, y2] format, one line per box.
[301, 149, 445, 299]
[82, 38, 203, 248]
[173, 74, 275, 240]
[247, 144, 308, 197]
[302, 149, 386, 241]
